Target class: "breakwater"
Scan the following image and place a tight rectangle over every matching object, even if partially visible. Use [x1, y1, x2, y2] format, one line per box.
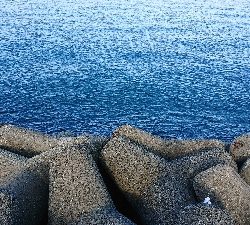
[0, 124, 250, 224]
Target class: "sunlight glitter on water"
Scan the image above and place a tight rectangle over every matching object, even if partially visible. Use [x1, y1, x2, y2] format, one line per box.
[0, 0, 249, 141]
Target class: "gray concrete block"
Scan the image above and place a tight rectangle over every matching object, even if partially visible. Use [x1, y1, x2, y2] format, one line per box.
[0, 190, 13, 224]
[193, 164, 250, 225]
[0, 124, 108, 160]
[0, 148, 27, 181]
[0, 149, 48, 225]
[0, 149, 27, 224]
[171, 147, 237, 203]
[240, 158, 250, 185]
[75, 207, 136, 225]
[46, 145, 134, 225]
[230, 134, 250, 164]
[101, 136, 235, 225]
[176, 203, 236, 224]
[57, 135, 108, 161]
[25, 136, 107, 186]
[113, 125, 225, 159]
[0, 124, 58, 157]
[0, 165, 48, 225]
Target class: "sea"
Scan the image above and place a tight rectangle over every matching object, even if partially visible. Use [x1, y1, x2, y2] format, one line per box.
[0, 0, 249, 141]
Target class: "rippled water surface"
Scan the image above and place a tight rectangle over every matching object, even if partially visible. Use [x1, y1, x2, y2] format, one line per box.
[0, 0, 250, 141]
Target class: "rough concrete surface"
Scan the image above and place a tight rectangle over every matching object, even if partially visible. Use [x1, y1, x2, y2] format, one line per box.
[113, 125, 225, 159]
[240, 158, 250, 185]
[193, 164, 250, 225]
[101, 136, 235, 225]
[230, 133, 250, 164]
[47, 145, 134, 225]
[0, 124, 108, 159]
[57, 135, 108, 161]
[75, 207, 136, 225]
[0, 124, 58, 157]
[176, 203, 236, 224]
[0, 148, 27, 181]
[170, 147, 237, 204]
[0, 163, 48, 225]
[1, 124, 250, 225]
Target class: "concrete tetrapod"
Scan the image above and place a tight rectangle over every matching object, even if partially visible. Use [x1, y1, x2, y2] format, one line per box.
[230, 134, 250, 164]
[193, 164, 250, 225]
[0, 124, 108, 159]
[0, 149, 48, 225]
[0, 124, 59, 157]
[75, 207, 136, 225]
[240, 158, 250, 185]
[101, 136, 236, 225]
[170, 146, 237, 203]
[175, 203, 236, 224]
[57, 135, 108, 161]
[113, 125, 225, 159]
[27, 144, 135, 225]
[0, 148, 27, 179]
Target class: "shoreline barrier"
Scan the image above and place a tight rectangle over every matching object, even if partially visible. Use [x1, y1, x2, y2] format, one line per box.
[0, 124, 249, 225]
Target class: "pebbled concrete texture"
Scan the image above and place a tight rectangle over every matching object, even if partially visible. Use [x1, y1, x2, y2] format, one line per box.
[0, 148, 27, 181]
[101, 136, 236, 225]
[0, 124, 58, 157]
[1, 124, 250, 225]
[0, 190, 13, 225]
[0, 149, 48, 225]
[193, 164, 250, 225]
[175, 203, 236, 224]
[170, 147, 238, 205]
[75, 207, 136, 225]
[56, 135, 109, 161]
[101, 136, 183, 224]
[0, 124, 108, 159]
[48, 146, 112, 224]
[240, 158, 250, 185]
[0, 132, 128, 225]
[44, 144, 134, 225]
[113, 125, 225, 159]
[230, 133, 250, 164]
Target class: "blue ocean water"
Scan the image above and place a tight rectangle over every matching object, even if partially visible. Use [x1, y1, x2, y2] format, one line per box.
[0, 0, 249, 141]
